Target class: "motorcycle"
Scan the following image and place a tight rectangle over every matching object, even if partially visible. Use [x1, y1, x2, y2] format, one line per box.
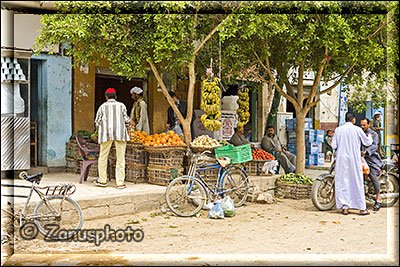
[311, 155, 399, 211]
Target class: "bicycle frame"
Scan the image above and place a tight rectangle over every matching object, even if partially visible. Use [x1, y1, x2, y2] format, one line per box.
[186, 159, 248, 202]
[1, 182, 69, 225]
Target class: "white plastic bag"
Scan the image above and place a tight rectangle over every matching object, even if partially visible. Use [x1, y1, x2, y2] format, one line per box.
[361, 156, 370, 174]
[262, 160, 279, 174]
[220, 196, 236, 217]
[207, 202, 224, 219]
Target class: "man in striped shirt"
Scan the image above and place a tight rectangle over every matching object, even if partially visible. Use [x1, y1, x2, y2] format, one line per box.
[94, 88, 133, 189]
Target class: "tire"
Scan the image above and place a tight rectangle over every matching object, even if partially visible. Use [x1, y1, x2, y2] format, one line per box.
[221, 166, 249, 207]
[380, 173, 399, 207]
[165, 176, 207, 217]
[34, 195, 83, 240]
[311, 175, 336, 211]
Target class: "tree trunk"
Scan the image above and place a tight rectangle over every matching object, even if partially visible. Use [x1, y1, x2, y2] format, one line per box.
[295, 112, 306, 174]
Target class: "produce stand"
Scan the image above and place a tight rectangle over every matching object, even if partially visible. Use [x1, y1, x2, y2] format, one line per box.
[145, 145, 187, 186]
[275, 182, 312, 199]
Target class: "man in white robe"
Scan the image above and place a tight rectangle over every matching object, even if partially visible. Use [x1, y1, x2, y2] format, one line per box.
[332, 112, 373, 215]
[130, 86, 150, 134]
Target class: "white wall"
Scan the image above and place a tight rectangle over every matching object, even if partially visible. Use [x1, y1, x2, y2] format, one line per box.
[1, 10, 58, 52]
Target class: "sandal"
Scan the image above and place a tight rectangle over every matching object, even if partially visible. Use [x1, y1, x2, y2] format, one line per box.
[95, 181, 108, 187]
[342, 209, 349, 215]
[359, 210, 370, 216]
[373, 201, 382, 211]
[116, 184, 127, 189]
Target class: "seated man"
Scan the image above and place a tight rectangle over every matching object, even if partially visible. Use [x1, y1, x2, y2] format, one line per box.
[261, 126, 296, 174]
[324, 129, 334, 161]
[229, 127, 250, 146]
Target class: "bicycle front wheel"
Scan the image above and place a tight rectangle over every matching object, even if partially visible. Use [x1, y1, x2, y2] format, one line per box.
[221, 166, 249, 207]
[34, 195, 83, 240]
[165, 176, 207, 217]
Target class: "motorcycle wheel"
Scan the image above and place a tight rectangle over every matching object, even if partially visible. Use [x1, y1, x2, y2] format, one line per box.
[311, 175, 336, 211]
[380, 173, 399, 207]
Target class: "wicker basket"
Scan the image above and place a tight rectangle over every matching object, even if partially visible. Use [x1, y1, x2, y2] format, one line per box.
[148, 151, 185, 168]
[190, 145, 220, 154]
[275, 182, 312, 199]
[147, 166, 184, 186]
[144, 145, 187, 153]
[77, 161, 98, 177]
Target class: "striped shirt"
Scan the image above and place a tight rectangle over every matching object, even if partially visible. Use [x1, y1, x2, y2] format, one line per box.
[95, 99, 131, 144]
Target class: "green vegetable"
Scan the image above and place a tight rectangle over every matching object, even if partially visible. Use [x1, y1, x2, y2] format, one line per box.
[277, 173, 313, 185]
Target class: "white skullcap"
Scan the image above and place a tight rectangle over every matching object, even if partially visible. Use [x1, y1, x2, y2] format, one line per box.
[130, 86, 143, 95]
[374, 111, 381, 116]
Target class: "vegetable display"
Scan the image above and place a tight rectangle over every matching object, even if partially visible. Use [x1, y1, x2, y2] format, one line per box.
[252, 149, 275, 160]
[190, 135, 221, 148]
[201, 78, 222, 131]
[236, 87, 250, 130]
[276, 173, 314, 185]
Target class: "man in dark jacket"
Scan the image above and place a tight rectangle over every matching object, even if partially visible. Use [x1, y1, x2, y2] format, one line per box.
[230, 127, 250, 146]
[166, 91, 195, 140]
[360, 118, 383, 211]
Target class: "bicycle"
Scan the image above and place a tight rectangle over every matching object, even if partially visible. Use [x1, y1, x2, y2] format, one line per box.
[165, 150, 251, 217]
[1, 172, 83, 240]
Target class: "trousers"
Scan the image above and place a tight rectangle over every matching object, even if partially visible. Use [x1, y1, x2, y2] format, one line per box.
[98, 140, 127, 186]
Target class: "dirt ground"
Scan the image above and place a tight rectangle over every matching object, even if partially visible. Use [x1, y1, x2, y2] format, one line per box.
[6, 198, 398, 261]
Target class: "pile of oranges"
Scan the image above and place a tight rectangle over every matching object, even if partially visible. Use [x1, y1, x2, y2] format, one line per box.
[129, 130, 148, 143]
[144, 131, 186, 147]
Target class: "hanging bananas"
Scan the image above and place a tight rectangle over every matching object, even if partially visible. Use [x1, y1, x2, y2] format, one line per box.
[236, 87, 250, 130]
[201, 77, 222, 131]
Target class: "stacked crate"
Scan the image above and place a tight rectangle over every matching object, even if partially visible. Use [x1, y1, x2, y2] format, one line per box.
[65, 141, 80, 173]
[286, 118, 324, 166]
[109, 143, 147, 183]
[145, 146, 186, 186]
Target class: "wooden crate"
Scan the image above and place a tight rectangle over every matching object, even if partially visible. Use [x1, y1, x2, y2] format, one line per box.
[66, 158, 78, 173]
[244, 161, 259, 176]
[148, 151, 185, 168]
[126, 149, 147, 165]
[125, 164, 147, 183]
[147, 166, 183, 186]
[65, 142, 79, 160]
[275, 182, 312, 199]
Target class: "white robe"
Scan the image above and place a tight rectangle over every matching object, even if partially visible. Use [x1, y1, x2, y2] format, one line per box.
[332, 122, 373, 210]
[130, 100, 150, 134]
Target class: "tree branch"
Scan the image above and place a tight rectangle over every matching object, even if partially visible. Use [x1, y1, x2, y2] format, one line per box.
[316, 65, 355, 97]
[252, 49, 300, 110]
[147, 59, 185, 125]
[305, 47, 328, 107]
[277, 63, 297, 101]
[193, 16, 229, 56]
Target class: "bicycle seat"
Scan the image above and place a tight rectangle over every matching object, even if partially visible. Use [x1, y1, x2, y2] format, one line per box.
[24, 172, 43, 184]
[216, 157, 231, 168]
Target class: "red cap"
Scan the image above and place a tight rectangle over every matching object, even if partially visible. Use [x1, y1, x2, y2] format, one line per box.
[105, 88, 116, 94]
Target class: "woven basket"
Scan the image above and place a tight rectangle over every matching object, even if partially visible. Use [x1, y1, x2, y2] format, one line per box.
[147, 166, 184, 186]
[190, 145, 220, 154]
[275, 182, 312, 199]
[77, 161, 98, 177]
[144, 145, 187, 153]
[65, 142, 79, 160]
[127, 142, 144, 149]
[66, 158, 78, 173]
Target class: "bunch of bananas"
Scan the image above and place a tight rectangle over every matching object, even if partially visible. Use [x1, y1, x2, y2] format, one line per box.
[201, 77, 222, 131]
[236, 87, 250, 130]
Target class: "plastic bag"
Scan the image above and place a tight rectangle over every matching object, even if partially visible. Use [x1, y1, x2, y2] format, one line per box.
[220, 196, 236, 217]
[361, 156, 370, 174]
[262, 160, 279, 174]
[207, 202, 224, 219]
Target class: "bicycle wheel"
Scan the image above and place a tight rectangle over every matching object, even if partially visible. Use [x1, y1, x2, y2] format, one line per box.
[221, 166, 249, 207]
[33, 195, 83, 240]
[165, 176, 207, 217]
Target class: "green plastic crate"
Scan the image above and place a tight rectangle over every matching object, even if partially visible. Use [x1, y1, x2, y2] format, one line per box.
[215, 143, 253, 164]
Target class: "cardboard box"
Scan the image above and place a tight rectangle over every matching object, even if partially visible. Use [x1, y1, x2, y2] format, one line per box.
[306, 142, 320, 154]
[315, 153, 325, 166]
[316, 130, 324, 143]
[305, 130, 316, 142]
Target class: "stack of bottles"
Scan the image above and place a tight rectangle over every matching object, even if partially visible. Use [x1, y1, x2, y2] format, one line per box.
[286, 118, 325, 166]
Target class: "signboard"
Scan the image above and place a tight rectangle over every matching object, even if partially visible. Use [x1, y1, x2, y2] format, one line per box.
[192, 109, 237, 140]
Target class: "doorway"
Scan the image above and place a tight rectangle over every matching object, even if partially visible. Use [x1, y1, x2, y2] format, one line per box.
[30, 59, 43, 166]
[95, 74, 145, 116]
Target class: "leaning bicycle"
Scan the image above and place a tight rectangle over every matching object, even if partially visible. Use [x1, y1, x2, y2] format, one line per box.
[1, 172, 83, 240]
[165, 151, 251, 217]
